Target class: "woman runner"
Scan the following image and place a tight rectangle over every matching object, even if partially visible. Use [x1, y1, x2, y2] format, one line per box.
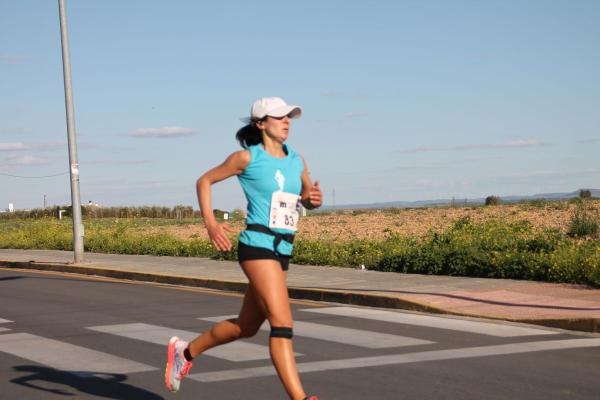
[165, 97, 323, 400]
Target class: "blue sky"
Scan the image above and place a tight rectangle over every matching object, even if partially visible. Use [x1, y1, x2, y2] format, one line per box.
[1, 1, 599, 211]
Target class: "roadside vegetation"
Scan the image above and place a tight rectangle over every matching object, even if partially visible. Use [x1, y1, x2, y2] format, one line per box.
[1, 199, 599, 287]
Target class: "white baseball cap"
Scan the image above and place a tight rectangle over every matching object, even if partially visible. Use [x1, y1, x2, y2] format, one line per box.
[250, 97, 302, 120]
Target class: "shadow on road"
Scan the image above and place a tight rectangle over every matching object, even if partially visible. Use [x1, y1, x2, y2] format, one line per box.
[11, 365, 164, 399]
[0, 276, 25, 282]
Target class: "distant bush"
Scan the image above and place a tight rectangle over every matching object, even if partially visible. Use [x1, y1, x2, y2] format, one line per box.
[526, 199, 549, 209]
[485, 196, 501, 206]
[229, 208, 247, 221]
[568, 199, 599, 237]
[579, 189, 592, 199]
[384, 208, 403, 214]
[453, 216, 472, 229]
[0, 207, 59, 220]
[351, 209, 369, 216]
[64, 205, 88, 217]
[549, 201, 569, 211]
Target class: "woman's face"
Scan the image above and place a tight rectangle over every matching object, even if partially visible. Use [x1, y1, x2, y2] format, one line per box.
[257, 115, 290, 143]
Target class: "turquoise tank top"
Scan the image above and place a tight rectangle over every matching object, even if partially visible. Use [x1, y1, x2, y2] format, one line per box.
[238, 144, 304, 256]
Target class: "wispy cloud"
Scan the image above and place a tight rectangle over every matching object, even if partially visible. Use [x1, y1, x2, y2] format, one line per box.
[413, 179, 447, 188]
[0, 140, 102, 154]
[30, 141, 67, 151]
[577, 138, 600, 144]
[489, 168, 600, 184]
[346, 177, 462, 193]
[400, 139, 545, 153]
[340, 164, 422, 175]
[343, 157, 484, 176]
[3, 155, 51, 166]
[315, 111, 368, 124]
[79, 142, 111, 150]
[83, 179, 177, 198]
[508, 170, 562, 178]
[344, 112, 368, 119]
[0, 127, 29, 135]
[128, 126, 198, 138]
[0, 53, 27, 65]
[88, 159, 152, 165]
[0, 142, 28, 151]
[320, 90, 342, 97]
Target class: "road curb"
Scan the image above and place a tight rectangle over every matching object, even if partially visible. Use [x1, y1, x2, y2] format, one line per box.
[1, 260, 599, 333]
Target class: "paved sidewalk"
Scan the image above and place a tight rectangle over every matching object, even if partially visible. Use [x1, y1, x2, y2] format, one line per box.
[1, 249, 599, 333]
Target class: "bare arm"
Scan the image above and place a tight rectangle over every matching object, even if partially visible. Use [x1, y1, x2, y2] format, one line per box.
[300, 157, 322, 210]
[197, 150, 250, 251]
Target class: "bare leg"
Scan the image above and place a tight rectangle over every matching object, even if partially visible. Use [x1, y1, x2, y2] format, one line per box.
[187, 284, 266, 357]
[241, 259, 306, 400]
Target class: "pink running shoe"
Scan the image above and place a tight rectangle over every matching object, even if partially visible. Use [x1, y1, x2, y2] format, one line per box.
[165, 336, 193, 392]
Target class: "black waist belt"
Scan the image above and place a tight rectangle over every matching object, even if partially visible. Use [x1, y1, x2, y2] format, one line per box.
[245, 224, 295, 256]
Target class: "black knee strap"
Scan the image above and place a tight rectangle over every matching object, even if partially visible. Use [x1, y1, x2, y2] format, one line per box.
[270, 326, 293, 339]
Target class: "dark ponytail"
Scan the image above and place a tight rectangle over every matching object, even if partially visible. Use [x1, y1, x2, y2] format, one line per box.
[235, 122, 263, 149]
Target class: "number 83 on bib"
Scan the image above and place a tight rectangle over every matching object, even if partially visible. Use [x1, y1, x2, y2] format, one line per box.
[269, 191, 301, 231]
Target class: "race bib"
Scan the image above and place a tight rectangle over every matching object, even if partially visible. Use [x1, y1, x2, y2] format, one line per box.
[269, 191, 301, 231]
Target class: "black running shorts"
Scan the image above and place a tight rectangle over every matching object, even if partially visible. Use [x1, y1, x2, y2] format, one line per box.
[237, 242, 291, 271]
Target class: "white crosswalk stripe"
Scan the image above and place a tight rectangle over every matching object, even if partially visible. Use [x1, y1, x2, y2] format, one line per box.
[191, 338, 600, 382]
[200, 315, 434, 348]
[302, 307, 559, 337]
[0, 318, 13, 333]
[2, 308, 583, 384]
[87, 322, 301, 362]
[0, 333, 156, 376]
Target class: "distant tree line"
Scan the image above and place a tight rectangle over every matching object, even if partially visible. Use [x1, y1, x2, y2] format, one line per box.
[483, 189, 594, 207]
[0, 205, 201, 220]
[485, 195, 501, 206]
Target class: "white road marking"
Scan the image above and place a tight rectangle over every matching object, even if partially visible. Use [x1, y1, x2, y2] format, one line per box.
[87, 323, 301, 362]
[191, 338, 600, 382]
[0, 319, 13, 332]
[0, 333, 155, 376]
[302, 307, 558, 337]
[200, 315, 434, 348]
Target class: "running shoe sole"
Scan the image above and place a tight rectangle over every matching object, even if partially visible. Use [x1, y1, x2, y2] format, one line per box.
[165, 336, 179, 392]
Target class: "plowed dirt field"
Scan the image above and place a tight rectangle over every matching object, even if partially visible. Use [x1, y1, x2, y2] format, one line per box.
[140, 200, 600, 243]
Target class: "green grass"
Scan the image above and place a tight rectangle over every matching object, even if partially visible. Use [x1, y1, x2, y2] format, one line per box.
[1, 217, 599, 287]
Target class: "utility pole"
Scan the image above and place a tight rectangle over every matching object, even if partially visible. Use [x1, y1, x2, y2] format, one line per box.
[43, 194, 47, 209]
[58, 0, 84, 263]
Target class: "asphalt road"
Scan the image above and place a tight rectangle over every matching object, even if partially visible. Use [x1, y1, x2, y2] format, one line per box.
[1, 268, 599, 400]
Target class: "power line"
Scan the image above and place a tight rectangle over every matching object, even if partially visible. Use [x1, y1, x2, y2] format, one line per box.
[0, 171, 69, 179]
